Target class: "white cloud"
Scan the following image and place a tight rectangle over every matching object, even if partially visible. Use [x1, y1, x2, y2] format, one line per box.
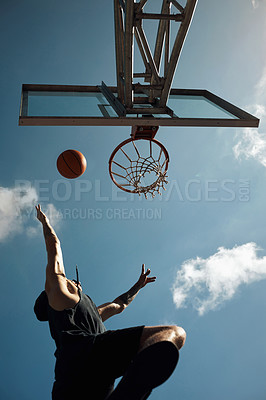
[0, 186, 61, 242]
[234, 66, 266, 166]
[255, 67, 266, 99]
[45, 203, 62, 227]
[251, 0, 266, 9]
[172, 243, 266, 315]
[252, 0, 259, 8]
[0, 186, 37, 241]
[233, 127, 266, 167]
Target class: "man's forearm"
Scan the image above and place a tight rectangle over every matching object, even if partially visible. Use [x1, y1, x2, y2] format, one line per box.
[41, 218, 58, 240]
[116, 282, 142, 307]
[41, 216, 65, 278]
[36, 205, 64, 278]
[98, 283, 142, 320]
[99, 265, 155, 321]
[41, 218, 61, 259]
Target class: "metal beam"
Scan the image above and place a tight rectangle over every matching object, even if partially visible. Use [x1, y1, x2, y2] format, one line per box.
[135, 22, 161, 84]
[114, 0, 125, 103]
[171, 0, 184, 13]
[153, 0, 171, 72]
[20, 89, 28, 117]
[118, 0, 125, 11]
[133, 72, 151, 78]
[126, 107, 169, 114]
[134, 26, 150, 73]
[124, 0, 134, 108]
[164, 13, 170, 75]
[159, 0, 198, 106]
[19, 116, 260, 128]
[135, 0, 149, 13]
[99, 81, 126, 116]
[135, 12, 184, 21]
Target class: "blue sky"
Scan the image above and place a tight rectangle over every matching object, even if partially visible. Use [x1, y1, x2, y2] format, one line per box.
[1, 0, 266, 399]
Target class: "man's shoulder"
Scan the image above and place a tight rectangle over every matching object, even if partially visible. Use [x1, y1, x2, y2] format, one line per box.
[46, 276, 80, 311]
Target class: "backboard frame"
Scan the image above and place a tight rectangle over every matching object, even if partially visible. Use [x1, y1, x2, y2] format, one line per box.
[19, 83, 259, 128]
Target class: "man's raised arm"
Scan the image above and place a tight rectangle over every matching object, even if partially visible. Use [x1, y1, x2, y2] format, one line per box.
[97, 264, 156, 322]
[36, 204, 66, 290]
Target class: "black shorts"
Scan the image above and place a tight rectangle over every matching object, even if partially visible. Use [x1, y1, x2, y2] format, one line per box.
[52, 325, 145, 400]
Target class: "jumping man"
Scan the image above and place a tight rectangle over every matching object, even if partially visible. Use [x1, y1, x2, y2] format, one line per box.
[34, 204, 186, 400]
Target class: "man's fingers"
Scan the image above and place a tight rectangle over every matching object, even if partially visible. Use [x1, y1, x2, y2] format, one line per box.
[145, 268, 151, 276]
[141, 264, 145, 274]
[142, 276, 156, 287]
[140, 265, 155, 285]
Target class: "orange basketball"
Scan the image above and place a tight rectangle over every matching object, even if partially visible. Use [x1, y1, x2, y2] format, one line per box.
[57, 150, 87, 179]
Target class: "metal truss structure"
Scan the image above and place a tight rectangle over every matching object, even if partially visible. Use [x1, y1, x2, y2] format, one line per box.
[18, 0, 259, 130]
[113, 0, 198, 114]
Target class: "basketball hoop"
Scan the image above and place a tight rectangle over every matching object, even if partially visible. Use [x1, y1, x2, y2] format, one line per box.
[109, 131, 169, 198]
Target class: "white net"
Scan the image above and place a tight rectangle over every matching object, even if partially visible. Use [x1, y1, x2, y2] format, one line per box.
[109, 138, 169, 198]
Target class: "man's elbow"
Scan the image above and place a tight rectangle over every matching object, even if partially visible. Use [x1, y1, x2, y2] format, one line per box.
[114, 301, 127, 314]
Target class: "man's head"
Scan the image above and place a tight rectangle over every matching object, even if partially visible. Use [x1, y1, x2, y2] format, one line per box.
[34, 291, 49, 321]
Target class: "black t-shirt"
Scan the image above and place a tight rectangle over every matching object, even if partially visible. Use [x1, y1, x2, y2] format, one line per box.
[47, 290, 106, 353]
[49, 291, 106, 381]
[34, 290, 106, 377]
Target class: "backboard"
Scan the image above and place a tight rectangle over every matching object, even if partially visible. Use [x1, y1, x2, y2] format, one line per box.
[19, 83, 259, 128]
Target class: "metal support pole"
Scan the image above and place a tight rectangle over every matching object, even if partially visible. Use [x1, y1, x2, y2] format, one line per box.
[113, 0, 198, 114]
[124, 0, 134, 108]
[159, 0, 198, 107]
[114, 0, 125, 103]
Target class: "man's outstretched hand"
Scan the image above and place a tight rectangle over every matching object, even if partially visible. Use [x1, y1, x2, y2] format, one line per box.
[35, 204, 48, 224]
[114, 264, 156, 311]
[137, 264, 156, 289]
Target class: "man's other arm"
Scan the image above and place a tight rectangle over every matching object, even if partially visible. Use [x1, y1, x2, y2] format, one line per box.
[97, 264, 156, 322]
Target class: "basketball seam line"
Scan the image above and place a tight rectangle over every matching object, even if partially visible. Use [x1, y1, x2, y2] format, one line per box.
[71, 150, 83, 173]
[62, 152, 79, 177]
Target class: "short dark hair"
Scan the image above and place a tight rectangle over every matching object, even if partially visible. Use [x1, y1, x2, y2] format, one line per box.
[34, 290, 49, 321]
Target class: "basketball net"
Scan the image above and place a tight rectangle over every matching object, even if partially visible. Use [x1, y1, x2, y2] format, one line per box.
[109, 127, 169, 198]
